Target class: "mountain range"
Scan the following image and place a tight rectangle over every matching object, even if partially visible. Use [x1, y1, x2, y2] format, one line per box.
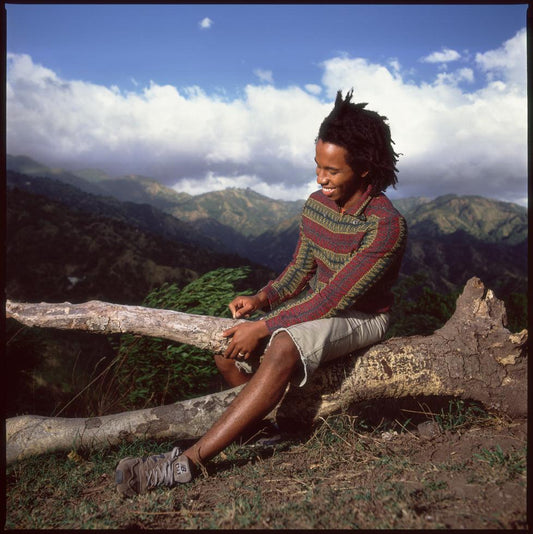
[6, 154, 528, 306]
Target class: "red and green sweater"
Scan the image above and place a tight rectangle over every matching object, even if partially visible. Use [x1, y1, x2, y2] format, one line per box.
[261, 185, 407, 333]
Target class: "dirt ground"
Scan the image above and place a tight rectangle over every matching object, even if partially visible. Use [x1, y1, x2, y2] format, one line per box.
[9, 412, 524, 530]
[124, 418, 528, 530]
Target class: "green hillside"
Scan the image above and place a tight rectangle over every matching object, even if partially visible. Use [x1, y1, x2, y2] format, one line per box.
[7, 154, 108, 196]
[6, 186, 272, 305]
[406, 194, 527, 245]
[7, 155, 302, 236]
[7, 171, 222, 253]
[170, 187, 304, 237]
[6, 154, 527, 301]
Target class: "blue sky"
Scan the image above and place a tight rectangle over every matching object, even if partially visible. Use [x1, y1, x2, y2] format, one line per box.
[6, 3, 528, 205]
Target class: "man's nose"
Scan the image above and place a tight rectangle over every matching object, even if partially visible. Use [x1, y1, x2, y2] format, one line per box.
[316, 169, 328, 184]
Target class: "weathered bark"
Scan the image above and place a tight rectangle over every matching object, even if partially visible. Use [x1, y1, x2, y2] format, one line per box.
[6, 386, 246, 467]
[5, 277, 527, 465]
[276, 277, 527, 425]
[6, 299, 243, 353]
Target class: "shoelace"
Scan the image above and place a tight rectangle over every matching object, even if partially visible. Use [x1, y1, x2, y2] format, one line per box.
[145, 447, 181, 489]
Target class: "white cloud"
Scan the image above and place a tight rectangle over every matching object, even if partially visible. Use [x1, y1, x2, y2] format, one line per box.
[174, 171, 317, 200]
[199, 17, 213, 29]
[317, 29, 526, 204]
[476, 27, 526, 87]
[435, 67, 474, 86]
[388, 59, 401, 73]
[421, 48, 461, 64]
[304, 84, 322, 95]
[6, 28, 527, 206]
[253, 69, 274, 84]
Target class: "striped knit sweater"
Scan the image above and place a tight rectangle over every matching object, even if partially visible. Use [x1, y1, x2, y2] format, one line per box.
[261, 185, 407, 333]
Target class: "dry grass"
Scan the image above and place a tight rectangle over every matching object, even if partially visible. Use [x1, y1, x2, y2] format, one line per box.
[4, 406, 527, 530]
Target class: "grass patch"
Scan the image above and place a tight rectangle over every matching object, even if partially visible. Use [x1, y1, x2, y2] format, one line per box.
[474, 444, 527, 479]
[5, 411, 527, 530]
[434, 399, 489, 431]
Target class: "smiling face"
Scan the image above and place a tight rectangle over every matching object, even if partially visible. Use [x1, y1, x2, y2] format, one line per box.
[315, 139, 369, 209]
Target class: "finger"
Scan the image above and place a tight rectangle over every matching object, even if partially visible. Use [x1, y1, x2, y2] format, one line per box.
[229, 303, 238, 319]
[229, 298, 244, 318]
[233, 305, 245, 318]
[229, 347, 243, 360]
[222, 326, 237, 338]
[235, 350, 248, 360]
[223, 341, 235, 359]
[235, 304, 253, 318]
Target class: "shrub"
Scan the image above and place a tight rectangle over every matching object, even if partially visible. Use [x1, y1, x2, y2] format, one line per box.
[112, 267, 254, 409]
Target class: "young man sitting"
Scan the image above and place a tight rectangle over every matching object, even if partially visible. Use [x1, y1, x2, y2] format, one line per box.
[115, 89, 407, 496]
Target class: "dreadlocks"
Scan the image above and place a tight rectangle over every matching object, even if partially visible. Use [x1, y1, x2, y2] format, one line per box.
[317, 89, 399, 195]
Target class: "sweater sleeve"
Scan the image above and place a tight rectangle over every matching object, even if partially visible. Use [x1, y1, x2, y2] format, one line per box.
[261, 220, 317, 310]
[263, 211, 407, 332]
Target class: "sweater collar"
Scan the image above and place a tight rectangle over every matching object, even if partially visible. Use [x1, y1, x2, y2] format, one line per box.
[337, 184, 373, 219]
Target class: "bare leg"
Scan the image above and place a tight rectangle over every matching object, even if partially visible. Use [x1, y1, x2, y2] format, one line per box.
[214, 353, 252, 387]
[184, 332, 300, 466]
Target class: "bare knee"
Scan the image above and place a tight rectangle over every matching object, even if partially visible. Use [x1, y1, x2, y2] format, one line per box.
[261, 332, 300, 374]
[214, 354, 251, 387]
[214, 353, 235, 372]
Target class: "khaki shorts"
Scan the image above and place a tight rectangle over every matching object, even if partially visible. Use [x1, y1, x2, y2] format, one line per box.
[234, 310, 390, 387]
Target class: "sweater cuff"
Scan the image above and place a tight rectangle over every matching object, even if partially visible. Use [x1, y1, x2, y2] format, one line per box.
[260, 282, 281, 310]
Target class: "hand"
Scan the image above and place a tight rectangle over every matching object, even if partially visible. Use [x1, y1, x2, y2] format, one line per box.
[228, 291, 268, 319]
[221, 320, 269, 360]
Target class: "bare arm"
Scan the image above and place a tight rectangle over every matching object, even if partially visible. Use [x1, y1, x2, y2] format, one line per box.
[228, 290, 269, 319]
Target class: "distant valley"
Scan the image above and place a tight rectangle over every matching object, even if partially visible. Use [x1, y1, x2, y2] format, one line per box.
[6, 155, 528, 306]
[6, 155, 527, 419]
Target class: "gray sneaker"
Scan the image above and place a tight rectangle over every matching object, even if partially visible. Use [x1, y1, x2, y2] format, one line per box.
[115, 447, 193, 497]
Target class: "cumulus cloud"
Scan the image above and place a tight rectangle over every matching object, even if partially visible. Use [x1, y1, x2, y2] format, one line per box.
[304, 84, 322, 95]
[199, 17, 213, 29]
[476, 27, 526, 88]
[253, 69, 274, 84]
[435, 67, 474, 86]
[6, 28, 527, 206]
[421, 47, 461, 64]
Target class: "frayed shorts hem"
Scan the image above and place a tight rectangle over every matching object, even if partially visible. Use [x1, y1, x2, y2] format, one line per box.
[234, 310, 390, 387]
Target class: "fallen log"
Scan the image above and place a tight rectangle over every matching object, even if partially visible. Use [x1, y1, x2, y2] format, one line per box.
[5, 277, 527, 465]
[5, 299, 243, 353]
[6, 386, 246, 467]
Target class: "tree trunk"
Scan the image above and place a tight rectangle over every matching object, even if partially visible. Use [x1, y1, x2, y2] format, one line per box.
[6, 299, 243, 353]
[5, 277, 527, 465]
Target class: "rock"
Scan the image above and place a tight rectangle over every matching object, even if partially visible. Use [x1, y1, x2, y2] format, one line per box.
[417, 421, 441, 440]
